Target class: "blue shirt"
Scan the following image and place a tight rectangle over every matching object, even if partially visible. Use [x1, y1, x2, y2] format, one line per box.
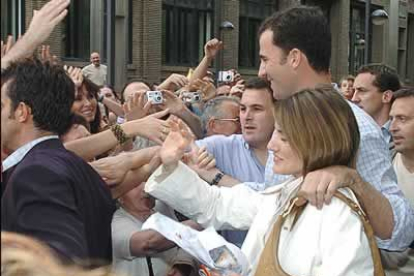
[263, 102, 414, 251]
[196, 134, 265, 247]
[196, 135, 265, 184]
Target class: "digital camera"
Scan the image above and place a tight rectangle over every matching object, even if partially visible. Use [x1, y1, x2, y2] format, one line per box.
[146, 91, 163, 104]
[218, 71, 234, 83]
[182, 92, 203, 103]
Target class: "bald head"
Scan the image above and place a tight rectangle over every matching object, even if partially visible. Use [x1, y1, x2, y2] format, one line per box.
[90, 52, 100, 67]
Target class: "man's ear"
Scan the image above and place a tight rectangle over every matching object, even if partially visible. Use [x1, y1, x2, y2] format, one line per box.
[207, 118, 216, 134]
[289, 48, 302, 70]
[15, 102, 32, 123]
[383, 90, 393, 104]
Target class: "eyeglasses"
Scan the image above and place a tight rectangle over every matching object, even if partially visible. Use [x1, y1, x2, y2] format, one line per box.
[214, 117, 240, 124]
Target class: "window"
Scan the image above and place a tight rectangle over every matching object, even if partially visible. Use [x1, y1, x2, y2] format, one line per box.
[349, 6, 367, 74]
[63, 1, 91, 60]
[162, 0, 214, 66]
[238, 0, 277, 68]
[127, 0, 133, 64]
[1, 0, 24, 41]
[349, 2, 379, 75]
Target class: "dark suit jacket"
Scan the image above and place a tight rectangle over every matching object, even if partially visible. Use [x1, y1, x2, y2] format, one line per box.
[1, 139, 116, 265]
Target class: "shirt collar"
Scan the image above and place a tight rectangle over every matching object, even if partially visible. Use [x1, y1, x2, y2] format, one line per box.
[382, 120, 391, 131]
[3, 136, 59, 172]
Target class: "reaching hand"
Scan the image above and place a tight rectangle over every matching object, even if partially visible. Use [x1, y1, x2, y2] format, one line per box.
[157, 73, 189, 91]
[123, 91, 152, 121]
[90, 152, 133, 186]
[64, 65, 83, 89]
[1, 0, 70, 69]
[25, 0, 70, 47]
[126, 109, 171, 145]
[188, 79, 217, 102]
[204, 38, 223, 60]
[1, 36, 14, 59]
[159, 90, 186, 115]
[38, 45, 59, 65]
[160, 119, 193, 171]
[297, 165, 361, 209]
[229, 79, 245, 98]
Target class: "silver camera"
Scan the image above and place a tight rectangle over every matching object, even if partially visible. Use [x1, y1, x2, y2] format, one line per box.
[218, 71, 234, 83]
[146, 91, 163, 104]
[182, 92, 203, 103]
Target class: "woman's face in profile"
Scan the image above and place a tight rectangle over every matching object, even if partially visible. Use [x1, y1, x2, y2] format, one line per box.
[267, 122, 303, 177]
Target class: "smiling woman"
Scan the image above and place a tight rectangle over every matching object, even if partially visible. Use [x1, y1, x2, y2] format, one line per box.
[144, 86, 383, 276]
[71, 78, 102, 134]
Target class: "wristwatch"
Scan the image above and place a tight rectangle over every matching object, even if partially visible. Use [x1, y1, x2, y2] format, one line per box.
[210, 172, 224, 186]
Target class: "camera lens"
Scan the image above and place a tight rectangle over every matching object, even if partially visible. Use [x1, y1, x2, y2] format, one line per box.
[155, 96, 162, 102]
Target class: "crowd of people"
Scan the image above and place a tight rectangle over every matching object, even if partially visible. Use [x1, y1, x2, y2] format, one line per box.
[1, 0, 413, 276]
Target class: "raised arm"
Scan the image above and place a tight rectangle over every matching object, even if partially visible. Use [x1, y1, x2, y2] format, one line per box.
[161, 90, 203, 139]
[189, 38, 222, 83]
[144, 120, 263, 230]
[65, 110, 170, 161]
[1, 0, 70, 69]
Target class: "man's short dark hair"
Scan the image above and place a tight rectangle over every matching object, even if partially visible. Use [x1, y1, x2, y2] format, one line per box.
[1, 58, 75, 135]
[258, 5, 331, 73]
[244, 77, 273, 98]
[357, 63, 401, 93]
[392, 87, 414, 102]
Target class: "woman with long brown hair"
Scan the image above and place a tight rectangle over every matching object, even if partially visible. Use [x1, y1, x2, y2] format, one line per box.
[144, 86, 383, 276]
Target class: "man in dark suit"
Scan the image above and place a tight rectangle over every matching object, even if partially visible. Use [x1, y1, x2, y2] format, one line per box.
[1, 58, 116, 266]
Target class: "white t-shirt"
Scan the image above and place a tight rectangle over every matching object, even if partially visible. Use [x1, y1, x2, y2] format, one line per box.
[112, 201, 196, 276]
[393, 153, 414, 207]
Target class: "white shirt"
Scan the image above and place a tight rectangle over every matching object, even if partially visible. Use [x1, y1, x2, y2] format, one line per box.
[393, 153, 414, 207]
[112, 201, 196, 276]
[2, 136, 59, 171]
[145, 162, 374, 276]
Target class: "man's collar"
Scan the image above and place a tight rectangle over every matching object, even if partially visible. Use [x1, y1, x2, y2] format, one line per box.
[2, 135, 59, 172]
[382, 120, 391, 131]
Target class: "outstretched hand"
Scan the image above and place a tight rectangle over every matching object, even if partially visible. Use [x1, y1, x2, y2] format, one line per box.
[1, 0, 70, 69]
[123, 91, 152, 121]
[1, 36, 14, 59]
[25, 0, 70, 47]
[160, 118, 193, 172]
[38, 45, 59, 65]
[64, 65, 83, 89]
[157, 73, 189, 91]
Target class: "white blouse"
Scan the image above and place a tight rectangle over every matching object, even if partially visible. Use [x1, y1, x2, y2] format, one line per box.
[145, 162, 374, 276]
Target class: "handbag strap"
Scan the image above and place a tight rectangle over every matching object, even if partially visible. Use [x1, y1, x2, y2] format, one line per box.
[254, 191, 385, 276]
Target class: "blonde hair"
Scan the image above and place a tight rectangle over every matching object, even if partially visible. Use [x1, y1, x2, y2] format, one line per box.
[273, 86, 360, 176]
[1, 232, 120, 276]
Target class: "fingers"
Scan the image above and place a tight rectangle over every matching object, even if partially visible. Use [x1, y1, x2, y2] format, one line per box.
[5, 35, 14, 53]
[41, 0, 71, 21]
[151, 108, 170, 119]
[174, 75, 188, 88]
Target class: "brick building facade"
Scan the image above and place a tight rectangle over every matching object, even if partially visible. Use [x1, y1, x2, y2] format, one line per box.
[2, 0, 414, 90]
